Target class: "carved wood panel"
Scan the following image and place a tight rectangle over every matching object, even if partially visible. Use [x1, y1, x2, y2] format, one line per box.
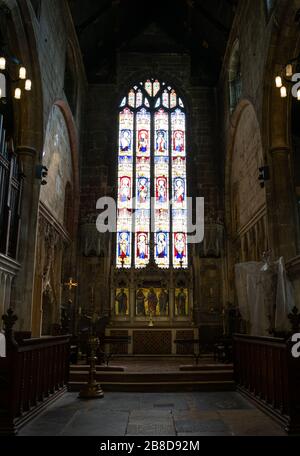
[133, 330, 172, 355]
[176, 330, 195, 355]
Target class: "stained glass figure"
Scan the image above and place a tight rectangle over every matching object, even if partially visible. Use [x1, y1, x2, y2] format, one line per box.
[137, 176, 150, 205]
[136, 109, 151, 156]
[136, 232, 149, 266]
[170, 90, 177, 108]
[155, 109, 169, 156]
[145, 80, 152, 97]
[120, 129, 132, 152]
[173, 177, 185, 206]
[117, 231, 132, 268]
[153, 80, 160, 97]
[119, 176, 132, 204]
[128, 90, 135, 108]
[156, 232, 168, 258]
[136, 90, 143, 108]
[162, 90, 169, 108]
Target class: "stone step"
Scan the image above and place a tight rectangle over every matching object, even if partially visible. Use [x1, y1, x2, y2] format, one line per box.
[70, 363, 233, 372]
[68, 380, 236, 393]
[69, 370, 233, 383]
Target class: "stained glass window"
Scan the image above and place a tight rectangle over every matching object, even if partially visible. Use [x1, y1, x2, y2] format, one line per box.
[117, 108, 134, 268]
[117, 79, 188, 269]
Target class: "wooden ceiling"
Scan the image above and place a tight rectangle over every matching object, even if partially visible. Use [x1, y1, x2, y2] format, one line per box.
[68, 0, 237, 83]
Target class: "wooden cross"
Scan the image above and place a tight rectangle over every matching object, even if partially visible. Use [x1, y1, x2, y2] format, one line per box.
[64, 278, 78, 291]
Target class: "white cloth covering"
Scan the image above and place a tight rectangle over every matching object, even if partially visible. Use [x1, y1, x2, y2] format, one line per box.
[0, 331, 6, 358]
[235, 257, 295, 336]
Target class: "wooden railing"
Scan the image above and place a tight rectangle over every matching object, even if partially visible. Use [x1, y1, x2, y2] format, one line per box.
[234, 334, 300, 434]
[0, 335, 70, 435]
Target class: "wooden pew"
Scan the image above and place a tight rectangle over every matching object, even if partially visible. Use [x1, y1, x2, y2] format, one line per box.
[0, 310, 70, 435]
[234, 334, 300, 434]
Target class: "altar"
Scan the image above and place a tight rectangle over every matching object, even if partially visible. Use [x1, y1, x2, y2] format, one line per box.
[109, 263, 195, 355]
[105, 326, 198, 355]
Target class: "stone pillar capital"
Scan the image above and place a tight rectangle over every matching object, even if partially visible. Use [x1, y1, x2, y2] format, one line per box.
[270, 146, 290, 155]
[16, 146, 38, 159]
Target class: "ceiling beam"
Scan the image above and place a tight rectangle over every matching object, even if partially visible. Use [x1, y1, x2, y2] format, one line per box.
[186, 0, 230, 35]
[76, 1, 112, 35]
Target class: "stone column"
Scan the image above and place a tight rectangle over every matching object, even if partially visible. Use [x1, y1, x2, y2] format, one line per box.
[269, 147, 298, 259]
[13, 146, 40, 332]
[0, 271, 5, 327]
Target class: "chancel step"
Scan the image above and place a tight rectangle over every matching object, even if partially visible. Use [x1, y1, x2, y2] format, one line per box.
[68, 366, 234, 392]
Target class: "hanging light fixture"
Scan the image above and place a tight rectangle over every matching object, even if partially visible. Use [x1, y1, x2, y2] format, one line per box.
[0, 53, 33, 104]
[280, 86, 287, 98]
[275, 76, 283, 88]
[286, 64, 293, 78]
[19, 67, 26, 80]
[275, 55, 300, 101]
[14, 88, 21, 100]
[25, 79, 32, 91]
[0, 57, 6, 70]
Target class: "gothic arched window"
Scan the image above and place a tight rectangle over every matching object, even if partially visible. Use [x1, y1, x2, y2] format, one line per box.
[116, 79, 188, 270]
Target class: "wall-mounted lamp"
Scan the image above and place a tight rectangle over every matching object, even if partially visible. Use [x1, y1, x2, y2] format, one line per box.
[36, 165, 48, 186]
[258, 166, 270, 189]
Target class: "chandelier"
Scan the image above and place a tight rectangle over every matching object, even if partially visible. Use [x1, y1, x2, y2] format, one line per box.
[0, 54, 32, 102]
[275, 57, 300, 99]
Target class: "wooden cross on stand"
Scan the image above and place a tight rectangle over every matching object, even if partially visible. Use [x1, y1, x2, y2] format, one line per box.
[64, 278, 78, 292]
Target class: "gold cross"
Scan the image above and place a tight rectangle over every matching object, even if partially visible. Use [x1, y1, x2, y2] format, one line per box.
[64, 278, 78, 291]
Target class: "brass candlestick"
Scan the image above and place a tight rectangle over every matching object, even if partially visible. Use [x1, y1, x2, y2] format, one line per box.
[79, 334, 104, 399]
[79, 286, 104, 399]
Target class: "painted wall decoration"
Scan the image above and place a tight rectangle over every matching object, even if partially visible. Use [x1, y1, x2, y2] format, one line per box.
[136, 288, 169, 317]
[115, 288, 129, 316]
[175, 288, 189, 317]
[40, 105, 73, 225]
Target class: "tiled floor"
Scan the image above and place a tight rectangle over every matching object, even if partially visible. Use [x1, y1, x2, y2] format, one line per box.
[19, 392, 286, 436]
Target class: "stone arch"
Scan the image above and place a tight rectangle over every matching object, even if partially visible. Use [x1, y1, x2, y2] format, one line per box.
[225, 100, 266, 236]
[225, 99, 268, 299]
[32, 101, 79, 336]
[261, 0, 300, 259]
[54, 100, 80, 238]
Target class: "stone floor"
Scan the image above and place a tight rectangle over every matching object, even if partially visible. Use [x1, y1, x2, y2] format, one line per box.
[19, 392, 286, 436]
